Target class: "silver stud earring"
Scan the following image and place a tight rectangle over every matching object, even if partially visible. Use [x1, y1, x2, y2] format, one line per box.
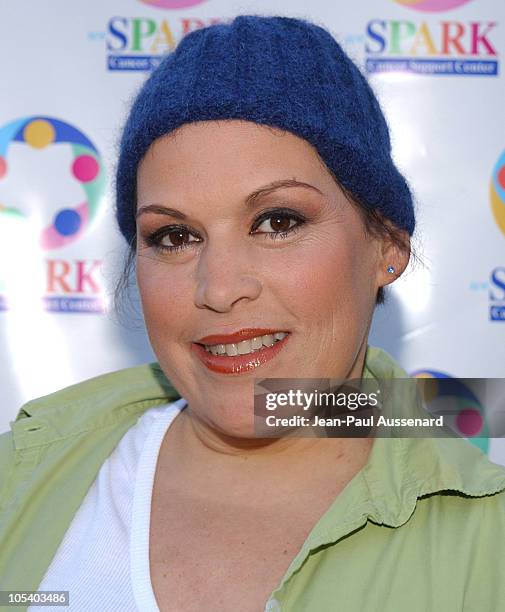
[387, 266, 395, 274]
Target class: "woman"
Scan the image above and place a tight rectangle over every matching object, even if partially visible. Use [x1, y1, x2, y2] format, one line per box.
[1, 14, 505, 612]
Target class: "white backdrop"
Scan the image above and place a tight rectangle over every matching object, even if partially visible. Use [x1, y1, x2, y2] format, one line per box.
[1, 0, 504, 462]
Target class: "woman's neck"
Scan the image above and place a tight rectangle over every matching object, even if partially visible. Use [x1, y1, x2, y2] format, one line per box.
[157, 406, 374, 507]
[155, 338, 374, 499]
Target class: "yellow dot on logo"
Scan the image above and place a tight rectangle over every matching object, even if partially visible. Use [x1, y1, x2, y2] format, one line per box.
[24, 119, 55, 149]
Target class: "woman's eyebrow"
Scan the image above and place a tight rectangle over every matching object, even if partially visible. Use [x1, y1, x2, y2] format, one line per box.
[136, 205, 186, 220]
[136, 179, 323, 219]
[245, 179, 323, 207]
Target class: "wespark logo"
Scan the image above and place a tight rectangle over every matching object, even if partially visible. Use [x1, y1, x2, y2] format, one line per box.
[139, 0, 208, 8]
[105, 15, 224, 71]
[394, 0, 473, 12]
[485, 152, 505, 322]
[468, 268, 505, 322]
[490, 149, 505, 238]
[489, 268, 505, 322]
[365, 17, 499, 76]
[0, 116, 106, 314]
[0, 116, 104, 249]
[412, 370, 489, 453]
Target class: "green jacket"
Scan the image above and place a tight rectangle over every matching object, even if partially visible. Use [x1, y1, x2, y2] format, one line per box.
[1, 346, 505, 611]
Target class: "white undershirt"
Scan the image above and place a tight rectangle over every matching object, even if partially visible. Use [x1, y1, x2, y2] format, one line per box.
[30, 398, 187, 612]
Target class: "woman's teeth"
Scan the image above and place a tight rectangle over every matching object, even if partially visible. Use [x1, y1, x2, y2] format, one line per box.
[203, 332, 288, 356]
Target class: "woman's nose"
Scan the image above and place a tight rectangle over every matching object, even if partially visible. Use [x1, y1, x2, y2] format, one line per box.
[193, 237, 262, 313]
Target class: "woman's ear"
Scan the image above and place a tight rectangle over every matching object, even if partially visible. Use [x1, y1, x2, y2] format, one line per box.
[375, 227, 411, 290]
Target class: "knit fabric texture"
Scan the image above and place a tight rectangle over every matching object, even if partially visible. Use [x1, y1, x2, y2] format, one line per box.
[116, 14, 416, 244]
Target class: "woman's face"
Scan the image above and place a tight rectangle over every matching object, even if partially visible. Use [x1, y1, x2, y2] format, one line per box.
[136, 120, 404, 438]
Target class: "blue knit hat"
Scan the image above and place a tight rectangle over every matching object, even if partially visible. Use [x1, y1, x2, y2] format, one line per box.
[116, 14, 415, 244]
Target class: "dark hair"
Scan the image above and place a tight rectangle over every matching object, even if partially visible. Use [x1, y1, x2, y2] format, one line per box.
[339, 186, 416, 307]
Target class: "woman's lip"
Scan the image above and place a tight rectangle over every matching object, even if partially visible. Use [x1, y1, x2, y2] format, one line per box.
[196, 328, 287, 345]
[191, 333, 290, 375]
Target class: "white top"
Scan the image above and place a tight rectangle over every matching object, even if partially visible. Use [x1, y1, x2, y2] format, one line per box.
[30, 398, 187, 612]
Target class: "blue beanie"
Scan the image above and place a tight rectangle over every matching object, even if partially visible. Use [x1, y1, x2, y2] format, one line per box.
[116, 14, 415, 244]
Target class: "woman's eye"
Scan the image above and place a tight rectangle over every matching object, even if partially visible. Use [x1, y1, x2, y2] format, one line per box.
[160, 228, 198, 248]
[251, 211, 305, 237]
[145, 226, 201, 253]
[144, 210, 305, 255]
[254, 215, 296, 233]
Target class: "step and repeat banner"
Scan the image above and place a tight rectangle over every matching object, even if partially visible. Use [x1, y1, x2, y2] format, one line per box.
[1, 1, 504, 461]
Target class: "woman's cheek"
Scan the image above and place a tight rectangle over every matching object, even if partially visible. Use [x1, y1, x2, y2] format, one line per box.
[281, 232, 354, 296]
[137, 259, 192, 329]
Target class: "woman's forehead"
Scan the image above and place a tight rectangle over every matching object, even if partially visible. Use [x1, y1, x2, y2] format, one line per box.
[138, 120, 336, 194]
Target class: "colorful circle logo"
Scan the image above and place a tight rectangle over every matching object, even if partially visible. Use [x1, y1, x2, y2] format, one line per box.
[139, 0, 207, 9]
[412, 369, 489, 454]
[0, 116, 105, 250]
[490, 150, 505, 238]
[394, 0, 473, 11]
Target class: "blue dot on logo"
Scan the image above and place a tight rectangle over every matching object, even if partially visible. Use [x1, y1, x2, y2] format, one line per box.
[54, 209, 81, 236]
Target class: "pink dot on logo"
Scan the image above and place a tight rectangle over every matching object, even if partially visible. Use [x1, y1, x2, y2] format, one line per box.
[72, 155, 99, 183]
[140, 0, 206, 8]
[498, 165, 505, 190]
[456, 408, 483, 437]
[395, 0, 473, 11]
[0, 157, 6, 179]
